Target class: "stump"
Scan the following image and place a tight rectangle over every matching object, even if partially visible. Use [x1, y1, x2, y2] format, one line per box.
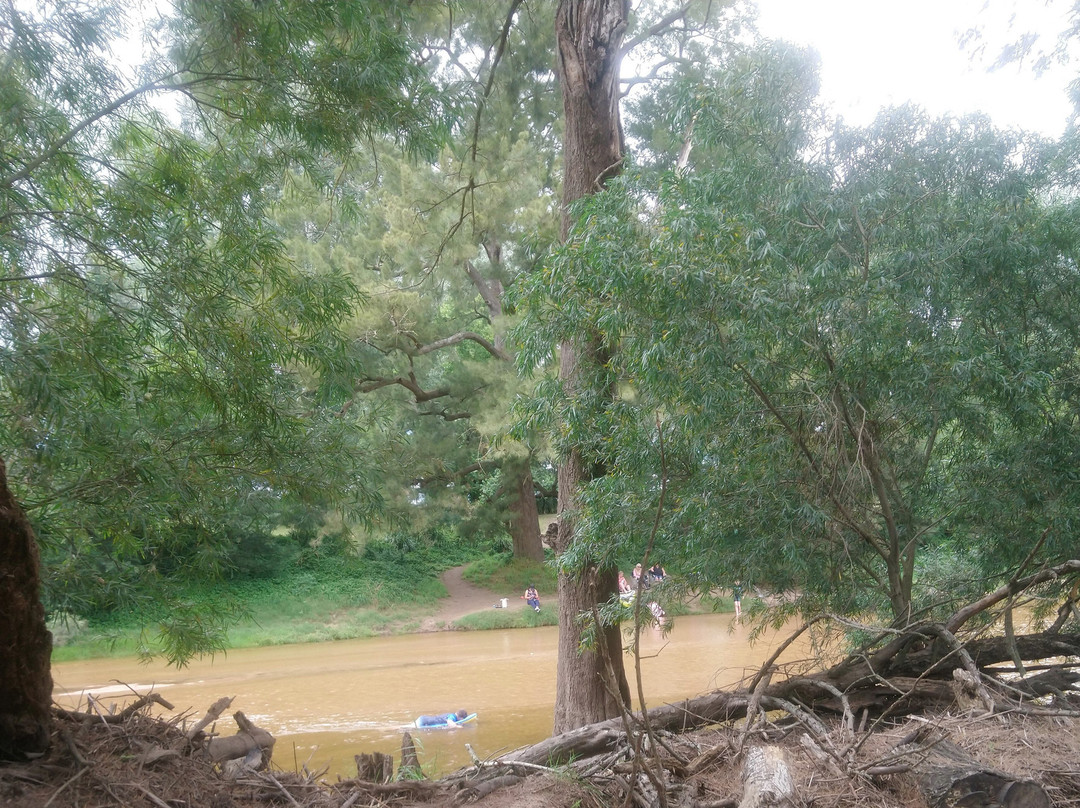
[355, 751, 394, 784]
[399, 731, 422, 779]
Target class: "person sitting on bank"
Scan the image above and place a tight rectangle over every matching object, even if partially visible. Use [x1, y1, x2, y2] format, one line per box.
[649, 562, 667, 582]
[618, 570, 634, 602]
[632, 563, 649, 589]
[416, 709, 468, 727]
[522, 585, 541, 612]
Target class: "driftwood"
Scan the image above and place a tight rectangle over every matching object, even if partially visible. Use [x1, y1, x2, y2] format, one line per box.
[205, 711, 274, 766]
[892, 730, 1050, 808]
[56, 692, 175, 725]
[185, 695, 234, 740]
[498, 616, 1078, 773]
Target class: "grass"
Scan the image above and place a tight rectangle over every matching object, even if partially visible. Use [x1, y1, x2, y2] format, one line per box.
[462, 555, 557, 596]
[452, 605, 557, 630]
[48, 525, 732, 663]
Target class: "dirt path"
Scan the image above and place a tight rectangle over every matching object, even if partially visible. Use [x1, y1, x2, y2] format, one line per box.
[419, 565, 525, 631]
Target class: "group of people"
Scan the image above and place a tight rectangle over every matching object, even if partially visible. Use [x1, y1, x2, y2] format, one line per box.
[521, 570, 743, 623]
[616, 562, 668, 622]
[618, 561, 666, 595]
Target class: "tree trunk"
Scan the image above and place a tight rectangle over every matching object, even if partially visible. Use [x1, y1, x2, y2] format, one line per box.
[739, 746, 794, 808]
[553, 563, 631, 732]
[505, 460, 545, 562]
[551, 0, 631, 736]
[0, 455, 53, 761]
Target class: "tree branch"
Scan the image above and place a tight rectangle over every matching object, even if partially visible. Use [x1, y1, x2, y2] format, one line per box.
[414, 330, 510, 361]
[945, 558, 1080, 635]
[619, 3, 693, 56]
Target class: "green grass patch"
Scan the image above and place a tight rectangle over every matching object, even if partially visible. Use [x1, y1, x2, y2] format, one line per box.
[699, 592, 736, 614]
[452, 605, 557, 630]
[51, 633, 143, 663]
[462, 555, 556, 596]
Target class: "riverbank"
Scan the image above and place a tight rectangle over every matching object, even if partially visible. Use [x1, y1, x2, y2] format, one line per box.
[49, 556, 558, 663]
[50, 557, 727, 663]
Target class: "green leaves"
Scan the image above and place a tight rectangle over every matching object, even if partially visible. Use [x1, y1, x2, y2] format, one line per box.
[1, 0, 446, 660]
[515, 42, 1080, 624]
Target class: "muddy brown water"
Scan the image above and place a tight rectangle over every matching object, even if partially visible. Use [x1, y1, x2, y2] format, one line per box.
[52, 613, 811, 778]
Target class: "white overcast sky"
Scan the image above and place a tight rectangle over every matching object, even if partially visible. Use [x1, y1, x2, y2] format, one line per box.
[753, 0, 1076, 136]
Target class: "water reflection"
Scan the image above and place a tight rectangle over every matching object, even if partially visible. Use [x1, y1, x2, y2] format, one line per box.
[53, 613, 807, 778]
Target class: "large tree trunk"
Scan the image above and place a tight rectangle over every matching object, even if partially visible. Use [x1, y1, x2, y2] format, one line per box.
[504, 460, 545, 562]
[552, 0, 632, 734]
[0, 455, 53, 761]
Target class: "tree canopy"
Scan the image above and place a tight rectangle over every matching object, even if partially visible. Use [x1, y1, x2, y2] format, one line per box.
[0, 0, 448, 659]
[514, 37, 1080, 628]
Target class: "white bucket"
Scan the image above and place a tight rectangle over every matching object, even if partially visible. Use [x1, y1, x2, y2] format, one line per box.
[500, 598, 509, 609]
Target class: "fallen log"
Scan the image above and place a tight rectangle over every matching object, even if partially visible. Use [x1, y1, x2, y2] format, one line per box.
[500, 626, 1078, 772]
[504, 692, 749, 767]
[739, 746, 793, 808]
[891, 731, 1049, 808]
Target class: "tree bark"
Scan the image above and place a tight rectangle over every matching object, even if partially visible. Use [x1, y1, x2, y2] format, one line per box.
[504, 460, 545, 562]
[739, 746, 794, 808]
[0, 455, 53, 761]
[551, 0, 632, 736]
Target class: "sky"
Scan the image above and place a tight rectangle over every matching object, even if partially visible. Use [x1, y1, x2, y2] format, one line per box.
[753, 0, 1076, 136]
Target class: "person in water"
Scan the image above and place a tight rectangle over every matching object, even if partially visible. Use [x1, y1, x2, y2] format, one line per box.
[522, 584, 541, 611]
[416, 709, 469, 727]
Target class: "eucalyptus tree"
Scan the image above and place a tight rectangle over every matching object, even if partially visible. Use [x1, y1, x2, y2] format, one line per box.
[517, 39, 1080, 638]
[0, 0, 446, 760]
[538, 0, 754, 733]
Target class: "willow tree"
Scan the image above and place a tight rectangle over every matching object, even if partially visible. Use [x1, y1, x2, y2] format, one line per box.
[0, 0, 445, 760]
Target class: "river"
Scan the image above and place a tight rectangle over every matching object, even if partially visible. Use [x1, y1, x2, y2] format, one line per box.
[52, 613, 810, 778]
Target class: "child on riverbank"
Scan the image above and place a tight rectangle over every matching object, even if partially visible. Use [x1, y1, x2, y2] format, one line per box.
[522, 585, 541, 612]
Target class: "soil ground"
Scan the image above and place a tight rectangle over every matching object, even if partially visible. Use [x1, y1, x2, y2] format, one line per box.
[418, 565, 525, 631]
